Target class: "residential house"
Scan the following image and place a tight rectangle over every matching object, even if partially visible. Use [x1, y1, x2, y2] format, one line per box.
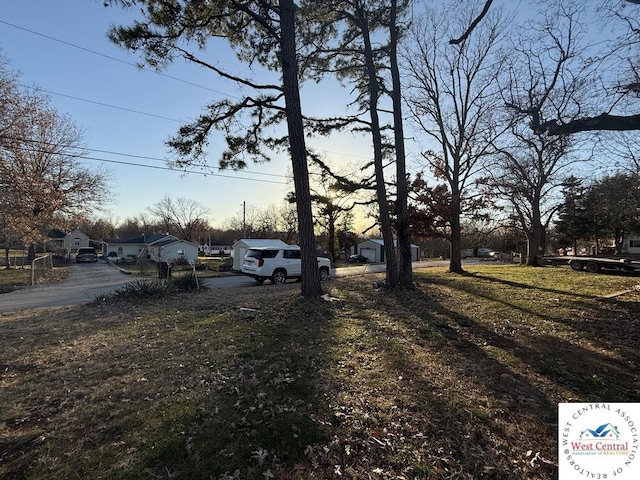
[102, 234, 198, 264]
[47, 228, 90, 255]
[200, 244, 233, 255]
[147, 237, 198, 264]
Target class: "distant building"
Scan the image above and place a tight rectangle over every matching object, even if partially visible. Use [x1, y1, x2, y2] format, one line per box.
[231, 239, 290, 271]
[352, 239, 420, 263]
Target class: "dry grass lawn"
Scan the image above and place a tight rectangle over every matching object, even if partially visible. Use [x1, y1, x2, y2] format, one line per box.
[1, 264, 639, 479]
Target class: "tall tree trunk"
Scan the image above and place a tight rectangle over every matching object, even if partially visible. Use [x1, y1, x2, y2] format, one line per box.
[360, 6, 398, 288]
[328, 208, 336, 263]
[449, 195, 463, 273]
[280, 0, 322, 296]
[3, 245, 9, 270]
[526, 205, 544, 266]
[27, 243, 36, 263]
[389, 0, 413, 289]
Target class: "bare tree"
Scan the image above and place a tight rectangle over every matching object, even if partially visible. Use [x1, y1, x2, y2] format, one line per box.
[147, 195, 211, 242]
[447, 0, 640, 136]
[489, 132, 582, 265]
[597, 131, 640, 175]
[405, 3, 506, 273]
[509, 1, 640, 135]
[495, 2, 597, 265]
[0, 62, 110, 259]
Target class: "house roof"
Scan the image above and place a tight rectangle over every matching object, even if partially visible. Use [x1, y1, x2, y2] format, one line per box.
[48, 228, 89, 239]
[152, 237, 198, 247]
[47, 229, 66, 239]
[104, 234, 175, 245]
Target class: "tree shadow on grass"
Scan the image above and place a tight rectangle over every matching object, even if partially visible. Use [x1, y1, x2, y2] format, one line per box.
[2, 277, 639, 480]
[0, 290, 335, 479]
[335, 279, 640, 478]
[427, 270, 640, 364]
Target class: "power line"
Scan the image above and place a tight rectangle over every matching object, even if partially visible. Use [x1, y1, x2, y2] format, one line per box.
[0, 19, 236, 98]
[21, 84, 183, 123]
[1, 18, 375, 165]
[1, 135, 290, 185]
[80, 154, 289, 185]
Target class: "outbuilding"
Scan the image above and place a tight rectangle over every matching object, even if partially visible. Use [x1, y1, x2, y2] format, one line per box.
[147, 237, 199, 265]
[620, 234, 640, 255]
[352, 239, 420, 263]
[232, 238, 289, 271]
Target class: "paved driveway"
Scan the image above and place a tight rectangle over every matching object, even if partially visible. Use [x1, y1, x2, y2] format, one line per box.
[0, 260, 134, 313]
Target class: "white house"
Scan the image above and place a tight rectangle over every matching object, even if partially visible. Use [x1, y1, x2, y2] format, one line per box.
[47, 228, 90, 254]
[147, 237, 199, 264]
[200, 244, 233, 255]
[102, 234, 168, 260]
[352, 239, 420, 263]
[231, 238, 290, 271]
[102, 234, 198, 264]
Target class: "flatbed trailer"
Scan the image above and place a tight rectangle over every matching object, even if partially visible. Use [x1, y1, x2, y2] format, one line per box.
[542, 255, 640, 274]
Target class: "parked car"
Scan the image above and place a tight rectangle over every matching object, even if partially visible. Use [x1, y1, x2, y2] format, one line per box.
[478, 248, 495, 258]
[76, 247, 98, 263]
[461, 249, 474, 259]
[242, 246, 331, 284]
[348, 254, 369, 263]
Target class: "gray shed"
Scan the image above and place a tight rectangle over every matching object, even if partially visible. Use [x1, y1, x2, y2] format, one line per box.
[231, 238, 290, 271]
[353, 239, 420, 263]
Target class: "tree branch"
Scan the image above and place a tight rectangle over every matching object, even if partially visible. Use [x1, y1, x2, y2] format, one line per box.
[542, 113, 640, 136]
[449, 0, 493, 45]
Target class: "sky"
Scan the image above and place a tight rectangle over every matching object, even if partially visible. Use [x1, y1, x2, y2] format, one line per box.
[0, 0, 377, 229]
[2, 1, 610, 233]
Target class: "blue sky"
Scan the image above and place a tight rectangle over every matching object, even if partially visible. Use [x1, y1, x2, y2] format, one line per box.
[3, 1, 607, 232]
[0, 0, 376, 228]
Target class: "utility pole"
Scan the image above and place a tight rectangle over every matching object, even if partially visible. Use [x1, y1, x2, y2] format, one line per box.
[242, 201, 246, 238]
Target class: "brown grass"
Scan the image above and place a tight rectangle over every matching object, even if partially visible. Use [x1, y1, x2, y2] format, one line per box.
[1, 265, 639, 479]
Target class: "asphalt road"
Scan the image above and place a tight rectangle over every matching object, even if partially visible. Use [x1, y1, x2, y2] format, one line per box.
[0, 260, 135, 313]
[0, 258, 485, 313]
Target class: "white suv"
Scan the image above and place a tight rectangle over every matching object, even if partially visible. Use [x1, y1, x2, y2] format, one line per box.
[241, 246, 331, 284]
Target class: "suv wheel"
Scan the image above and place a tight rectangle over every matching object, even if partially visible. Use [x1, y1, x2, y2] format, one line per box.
[271, 269, 287, 285]
[319, 267, 329, 281]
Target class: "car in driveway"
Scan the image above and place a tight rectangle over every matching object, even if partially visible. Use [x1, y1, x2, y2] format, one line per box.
[76, 247, 98, 263]
[348, 254, 369, 263]
[242, 246, 331, 284]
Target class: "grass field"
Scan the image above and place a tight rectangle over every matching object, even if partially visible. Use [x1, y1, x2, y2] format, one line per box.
[1, 264, 639, 479]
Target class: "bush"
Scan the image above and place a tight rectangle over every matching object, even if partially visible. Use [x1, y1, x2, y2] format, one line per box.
[95, 274, 203, 303]
[116, 279, 168, 297]
[168, 272, 200, 291]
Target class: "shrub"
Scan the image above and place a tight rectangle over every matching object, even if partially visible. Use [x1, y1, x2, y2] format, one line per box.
[116, 279, 168, 297]
[168, 272, 200, 291]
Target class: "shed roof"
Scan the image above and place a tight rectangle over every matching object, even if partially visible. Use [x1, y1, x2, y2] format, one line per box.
[232, 238, 289, 248]
[360, 239, 419, 248]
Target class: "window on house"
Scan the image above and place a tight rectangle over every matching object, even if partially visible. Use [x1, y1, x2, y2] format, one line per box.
[73, 238, 81, 246]
[177, 249, 185, 256]
[118, 247, 123, 255]
[630, 240, 640, 248]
